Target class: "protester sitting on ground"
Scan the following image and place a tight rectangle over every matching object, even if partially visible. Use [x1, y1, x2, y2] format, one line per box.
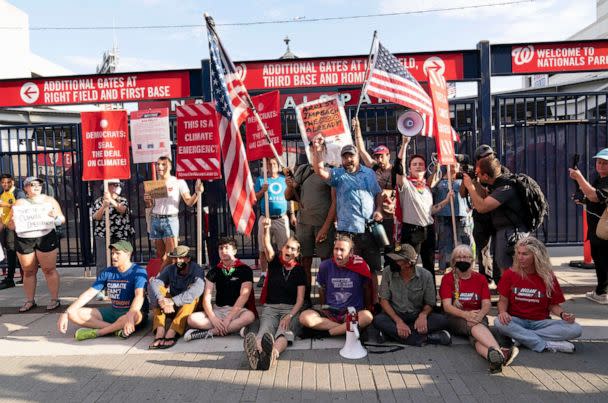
[10, 176, 65, 312]
[372, 244, 451, 346]
[185, 237, 255, 340]
[57, 241, 149, 340]
[148, 245, 205, 349]
[493, 236, 582, 353]
[254, 157, 292, 288]
[299, 235, 373, 337]
[0, 173, 25, 290]
[244, 218, 306, 370]
[440, 245, 518, 373]
[144, 156, 203, 268]
[568, 147, 608, 304]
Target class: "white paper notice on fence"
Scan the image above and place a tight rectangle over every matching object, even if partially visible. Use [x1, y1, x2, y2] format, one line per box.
[12, 204, 55, 237]
[295, 95, 353, 167]
[130, 108, 172, 164]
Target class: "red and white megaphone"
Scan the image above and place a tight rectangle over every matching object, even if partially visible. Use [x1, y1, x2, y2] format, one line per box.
[339, 307, 368, 359]
[397, 110, 424, 137]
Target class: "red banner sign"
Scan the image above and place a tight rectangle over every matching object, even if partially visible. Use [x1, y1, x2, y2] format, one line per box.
[175, 103, 221, 180]
[245, 91, 282, 161]
[237, 52, 464, 90]
[0, 71, 190, 108]
[81, 111, 131, 181]
[512, 41, 608, 74]
[428, 70, 455, 165]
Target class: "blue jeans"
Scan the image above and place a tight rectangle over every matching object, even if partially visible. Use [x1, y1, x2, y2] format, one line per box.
[494, 316, 582, 352]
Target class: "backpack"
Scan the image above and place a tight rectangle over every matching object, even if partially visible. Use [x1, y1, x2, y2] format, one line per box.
[504, 173, 549, 231]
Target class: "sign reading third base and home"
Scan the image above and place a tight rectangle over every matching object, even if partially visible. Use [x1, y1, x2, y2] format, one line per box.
[175, 103, 222, 180]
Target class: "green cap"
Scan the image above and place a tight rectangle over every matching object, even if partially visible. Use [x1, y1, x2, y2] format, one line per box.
[109, 240, 133, 253]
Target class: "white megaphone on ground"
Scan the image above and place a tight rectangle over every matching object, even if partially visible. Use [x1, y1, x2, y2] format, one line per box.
[339, 307, 368, 359]
[397, 110, 424, 137]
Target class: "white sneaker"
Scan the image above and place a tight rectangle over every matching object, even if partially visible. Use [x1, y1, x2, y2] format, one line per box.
[545, 340, 575, 353]
[184, 329, 213, 342]
[585, 291, 608, 304]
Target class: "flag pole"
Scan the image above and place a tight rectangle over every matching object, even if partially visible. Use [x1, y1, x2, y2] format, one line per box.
[354, 30, 378, 118]
[104, 180, 111, 266]
[205, 13, 285, 170]
[195, 179, 203, 265]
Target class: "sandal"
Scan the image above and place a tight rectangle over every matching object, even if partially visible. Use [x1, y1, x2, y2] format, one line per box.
[159, 336, 178, 349]
[148, 337, 165, 350]
[19, 300, 37, 313]
[46, 299, 61, 311]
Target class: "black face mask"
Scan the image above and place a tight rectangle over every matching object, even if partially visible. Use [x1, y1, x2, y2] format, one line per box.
[454, 261, 471, 272]
[176, 261, 188, 270]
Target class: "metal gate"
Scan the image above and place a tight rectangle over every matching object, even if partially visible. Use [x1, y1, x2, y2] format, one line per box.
[495, 92, 608, 245]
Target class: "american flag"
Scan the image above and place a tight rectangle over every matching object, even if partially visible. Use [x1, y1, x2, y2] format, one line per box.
[365, 41, 459, 141]
[206, 16, 257, 235]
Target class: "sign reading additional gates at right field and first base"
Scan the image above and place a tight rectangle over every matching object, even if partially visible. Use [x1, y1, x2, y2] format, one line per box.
[175, 103, 221, 180]
[245, 90, 282, 161]
[130, 108, 171, 163]
[81, 110, 131, 181]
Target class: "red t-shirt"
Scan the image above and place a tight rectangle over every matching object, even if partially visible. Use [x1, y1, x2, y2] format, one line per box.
[497, 268, 565, 321]
[439, 271, 490, 311]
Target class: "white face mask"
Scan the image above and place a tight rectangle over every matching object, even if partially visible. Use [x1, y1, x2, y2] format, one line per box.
[114, 186, 122, 195]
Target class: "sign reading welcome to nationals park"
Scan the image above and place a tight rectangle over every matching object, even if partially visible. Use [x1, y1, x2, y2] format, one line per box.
[512, 41, 608, 74]
[236, 52, 464, 90]
[81, 111, 131, 181]
[0, 71, 190, 108]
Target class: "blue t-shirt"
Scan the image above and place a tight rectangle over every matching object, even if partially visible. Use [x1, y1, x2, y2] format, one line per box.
[92, 264, 149, 311]
[328, 166, 381, 233]
[433, 178, 469, 217]
[316, 259, 368, 311]
[254, 175, 288, 216]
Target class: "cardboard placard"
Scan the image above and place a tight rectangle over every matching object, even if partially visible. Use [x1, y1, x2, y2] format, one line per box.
[12, 204, 55, 235]
[144, 180, 168, 199]
[295, 95, 352, 167]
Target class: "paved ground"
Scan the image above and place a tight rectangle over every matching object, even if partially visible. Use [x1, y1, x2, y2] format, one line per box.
[0, 247, 607, 402]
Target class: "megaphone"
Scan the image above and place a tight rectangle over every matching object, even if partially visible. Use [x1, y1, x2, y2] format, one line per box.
[397, 110, 424, 137]
[339, 307, 368, 359]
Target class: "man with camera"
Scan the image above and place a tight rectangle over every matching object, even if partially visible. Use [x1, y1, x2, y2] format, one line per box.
[463, 156, 528, 283]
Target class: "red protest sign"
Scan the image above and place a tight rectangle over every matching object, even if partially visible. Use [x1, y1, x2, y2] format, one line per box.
[81, 111, 131, 181]
[428, 69, 455, 165]
[175, 103, 221, 180]
[245, 91, 282, 161]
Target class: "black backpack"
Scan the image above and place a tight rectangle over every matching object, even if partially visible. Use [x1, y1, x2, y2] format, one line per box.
[504, 173, 549, 231]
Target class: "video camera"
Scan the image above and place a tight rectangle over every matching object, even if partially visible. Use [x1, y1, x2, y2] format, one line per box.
[455, 154, 476, 179]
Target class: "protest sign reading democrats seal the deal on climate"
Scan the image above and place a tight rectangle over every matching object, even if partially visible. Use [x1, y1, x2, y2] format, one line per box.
[81, 110, 131, 181]
[295, 95, 353, 167]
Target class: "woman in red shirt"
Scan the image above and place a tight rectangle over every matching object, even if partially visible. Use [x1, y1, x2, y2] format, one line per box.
[494, 236, 582, 353]
[440, 245, 517, 373]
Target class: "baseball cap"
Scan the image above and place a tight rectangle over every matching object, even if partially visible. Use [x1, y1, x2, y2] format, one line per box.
[474, 144, 494, 160]
[386, 244, 418, 263]
[109, 240, 133, 253]
[23, 176, 43, 187]
[340, 144, 357, 156]
[372, 145, 390, 155]
[168, 245, 191, 258]
[592, 148, 608, 161]
[107, 178, 121, 185]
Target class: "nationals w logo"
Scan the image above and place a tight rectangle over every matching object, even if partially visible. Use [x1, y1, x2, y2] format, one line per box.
[512, 46, 535, 65]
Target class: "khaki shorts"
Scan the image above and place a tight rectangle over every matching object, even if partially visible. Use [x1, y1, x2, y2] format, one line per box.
[213, 305, 248, 319]
[296, 222, 335, 258]
[257, 215, 290, 252]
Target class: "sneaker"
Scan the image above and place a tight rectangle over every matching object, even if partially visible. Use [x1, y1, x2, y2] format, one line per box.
[501, 346, 519, 366]
[244, 332, 260, 370]
[256, 274, 266, 288]
[427, 330, 452, 346]
[74, 328, 99, 341]
[511, 338, 522, 347]
[0, 279, 15, 290]
[258, 332, 275, 370]
[239, 326, 249, 338]
[184, 328, 213, 342]
[376, 330, 386, 344]
[545, 340, 575, 353]
[114, 329, 130, 339]
[585, 291, 608, 305]
[487, 347, 504, 374]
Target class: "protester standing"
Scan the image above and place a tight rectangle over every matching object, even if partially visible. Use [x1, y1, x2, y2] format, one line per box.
[0, 174, 25, 290]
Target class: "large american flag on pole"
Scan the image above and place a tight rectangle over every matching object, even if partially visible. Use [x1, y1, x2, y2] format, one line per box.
[365, 41, 459, 141]
[206, 16, 257, 235]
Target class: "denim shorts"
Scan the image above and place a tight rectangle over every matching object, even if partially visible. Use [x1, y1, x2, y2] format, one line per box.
[149, 215, 179, 240]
